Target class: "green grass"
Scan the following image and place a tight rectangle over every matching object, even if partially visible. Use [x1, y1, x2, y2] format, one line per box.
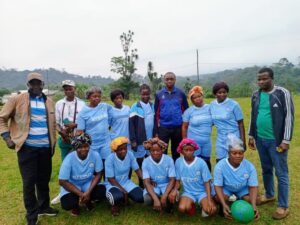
[0, 96, 299, 225]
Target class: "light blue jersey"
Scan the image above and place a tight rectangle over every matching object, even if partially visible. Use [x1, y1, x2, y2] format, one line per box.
[142, 154, 176, 195]
[77, 103, 112, 159]
[214, 158, 258, 198]
[210, 98, 243, 159]
[182, 104, 212, 157]
[175, 157, 212, 195]
[109, 105, 130, 140]
[59, 151, 103, 197]
[105, 151, 139, 192]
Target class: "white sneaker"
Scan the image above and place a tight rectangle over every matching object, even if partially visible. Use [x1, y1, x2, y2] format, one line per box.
[201, 209, 209, 217]
[228, 194, 237, 202]
[51, 194, 60, 205]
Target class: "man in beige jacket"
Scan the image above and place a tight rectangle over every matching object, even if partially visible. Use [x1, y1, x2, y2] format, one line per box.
[0, 72, 58, 225]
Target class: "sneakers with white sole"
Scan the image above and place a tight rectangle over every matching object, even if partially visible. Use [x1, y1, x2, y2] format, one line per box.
[51, 194, 60, 205]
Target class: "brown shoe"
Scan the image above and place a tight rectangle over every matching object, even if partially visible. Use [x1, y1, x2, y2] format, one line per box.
[111, 205, 120, 216]
[257, 195, 275, 205]
[272, 208, 289, 220]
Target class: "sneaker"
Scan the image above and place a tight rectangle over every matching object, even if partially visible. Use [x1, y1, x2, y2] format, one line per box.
[201, 209, 209, 217]
[228, 194, 237, 202]
[187, 203, 196, 216]
[27, 219, 38, 225]
[51, 194, 60, 205]
[111, 205, 120, 216]
[272, 207, 289, 220]
[257, 195, 276, 205]
[86, 202, 96, 211]
[71, 208, 80, 216]
[38, 207, 59, 216]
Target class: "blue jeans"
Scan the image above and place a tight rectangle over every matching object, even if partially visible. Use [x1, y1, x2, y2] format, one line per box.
[256, 137, 289, 208]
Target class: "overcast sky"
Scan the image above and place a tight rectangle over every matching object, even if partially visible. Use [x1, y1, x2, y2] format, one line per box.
[1, 0, 299, 78]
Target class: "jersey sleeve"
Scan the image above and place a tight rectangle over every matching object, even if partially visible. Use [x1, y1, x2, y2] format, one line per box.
[76, 110, 86, 130]
[175, 159, 181, 180]
[142, 160, 150, 179]
[213, 163, 223, 186]
[182, 108, 190, 123]
[248, 162, 258, 187]
[168, 157, 176, 178]
[130, 152, 140, 171]
[105, 155, 115, 178]
[200, 160, 212, 182]
[59, 155, 71, 180]
[233, 102, 244, 121]
[93, 152, 103, 173]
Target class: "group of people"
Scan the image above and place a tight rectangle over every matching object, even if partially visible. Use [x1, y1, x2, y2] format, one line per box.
[0, 68, 294, 225]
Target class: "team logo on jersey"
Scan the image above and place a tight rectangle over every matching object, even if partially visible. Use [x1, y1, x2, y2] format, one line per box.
[89, 163, 95, 168]
[196, 170, 201, 176]
[244, 173, 249, 179]
[273, 103, 278, 108]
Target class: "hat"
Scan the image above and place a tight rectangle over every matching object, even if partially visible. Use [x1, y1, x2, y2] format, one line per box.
[143, 137, 168, 151]
[177, 138, 199, 153]
[71, 133, 92, 150]
[27, 72, 44, 83]
[189, 86, 204, 99]
[62, 80, 76, 87]
[110, 137, 129, 152]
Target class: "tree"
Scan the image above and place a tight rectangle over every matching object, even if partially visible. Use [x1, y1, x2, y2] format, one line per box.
[111, 30, 139, 99]
[183, 78, 192, 95]
[147, 61, 163, 95]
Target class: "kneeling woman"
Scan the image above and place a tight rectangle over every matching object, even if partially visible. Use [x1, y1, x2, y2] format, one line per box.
[214, 134, 259, 220]
[169, 138, 217, 216]
[142, 138, 175, 212]
[105, 137, 144, 216]
[59, 134, 106, 216]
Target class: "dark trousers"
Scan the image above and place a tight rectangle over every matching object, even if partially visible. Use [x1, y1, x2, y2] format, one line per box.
[61, 184, 106, 210]
[17, 145, 52, 222]
[106, 187, 144, 206]
[158, 126, 181, 161]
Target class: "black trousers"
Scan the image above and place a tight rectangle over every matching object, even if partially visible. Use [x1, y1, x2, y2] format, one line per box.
[158, 126, 181, 161]
[60, 184, 106, 210]
[17, 145, 52, 222]
[106, 187, 144, 206]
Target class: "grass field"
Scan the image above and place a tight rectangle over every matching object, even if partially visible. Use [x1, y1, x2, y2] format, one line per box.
[0, 96, 299, 225]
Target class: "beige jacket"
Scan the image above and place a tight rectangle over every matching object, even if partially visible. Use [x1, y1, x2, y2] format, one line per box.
[0, 92, 56, 154]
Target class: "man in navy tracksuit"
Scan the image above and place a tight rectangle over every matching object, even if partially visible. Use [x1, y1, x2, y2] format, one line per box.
[154, 72, 189, 161]
[248, 68, 294, 220]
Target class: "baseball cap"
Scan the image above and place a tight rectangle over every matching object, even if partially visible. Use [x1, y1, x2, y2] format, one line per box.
[62, 80, 75, 87]
[27, 72, 44, 83]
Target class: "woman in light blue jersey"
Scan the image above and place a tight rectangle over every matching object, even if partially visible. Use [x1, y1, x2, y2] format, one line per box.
[214, 134, 260, 220]
[105, 137, 144, 216]
[76, 87, 112, 161]
[59, 133, 106, 216]
[169, 138, 217, 217]
[210, 82, 246, 162]
[182, 85, 213, 171]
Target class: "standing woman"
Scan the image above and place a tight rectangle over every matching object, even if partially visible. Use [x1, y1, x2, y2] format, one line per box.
[210, 82, 246, 162]
[182, 86, 213, 171]
[76, 87, 112, 160]
[109, 89, 130, 141]
[129, 84, 154, 187]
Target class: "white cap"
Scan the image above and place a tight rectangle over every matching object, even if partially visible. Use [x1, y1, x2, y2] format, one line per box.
[62, 80, 75, 87]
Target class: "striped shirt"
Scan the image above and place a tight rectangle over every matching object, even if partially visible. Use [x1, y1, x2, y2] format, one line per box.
[25, 96, 50, 148]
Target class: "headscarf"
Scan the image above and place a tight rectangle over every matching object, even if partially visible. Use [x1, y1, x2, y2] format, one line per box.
[110, 137, 129, 152]
[188, 85, 204, 99]
[143, 137, 168, 151]
[71, 133, 92, 150]
[177, 138, 199, 153]
[227, 133, 245, 152]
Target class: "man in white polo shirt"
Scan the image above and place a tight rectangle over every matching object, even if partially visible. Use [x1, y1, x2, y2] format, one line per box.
[51, 80, 85, 204]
